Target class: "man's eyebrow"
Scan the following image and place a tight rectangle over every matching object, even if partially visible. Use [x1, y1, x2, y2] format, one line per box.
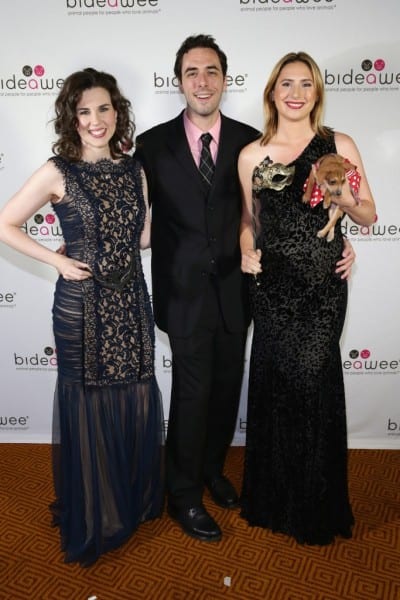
[184, 64, 221, 75]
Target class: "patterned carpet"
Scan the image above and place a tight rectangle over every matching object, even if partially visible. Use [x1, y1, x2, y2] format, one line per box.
[0, 445, 399, 600]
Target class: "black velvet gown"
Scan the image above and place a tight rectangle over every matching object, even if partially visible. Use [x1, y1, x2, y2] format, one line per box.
[50, 156, 164, 566]
[240, 135, 354, 545]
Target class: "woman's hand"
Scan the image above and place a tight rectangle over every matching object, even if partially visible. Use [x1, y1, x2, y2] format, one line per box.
[328, 177, 358, 211]
[55, 255, 92, 281]
[241, 248, 262, 275]
[335, 238, 355, 280]
[56, 243, 67, 255]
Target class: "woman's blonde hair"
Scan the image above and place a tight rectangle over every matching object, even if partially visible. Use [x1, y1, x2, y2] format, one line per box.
[261, 51, 331, 145]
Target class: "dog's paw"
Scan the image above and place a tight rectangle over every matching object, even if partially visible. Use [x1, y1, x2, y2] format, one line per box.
[317, 228, 334, 241]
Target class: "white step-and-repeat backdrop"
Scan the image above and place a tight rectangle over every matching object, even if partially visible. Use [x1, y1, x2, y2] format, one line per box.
[0, 0, 399, 447]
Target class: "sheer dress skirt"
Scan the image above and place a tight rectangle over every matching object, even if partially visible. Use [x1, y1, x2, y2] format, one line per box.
[50, 277, 165, 566]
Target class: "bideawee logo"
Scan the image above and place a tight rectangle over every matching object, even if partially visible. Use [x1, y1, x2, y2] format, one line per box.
[325, 58, 399, 93]
[159, 353, 172, 373]
[240, 0, 336, 12]
[341, 219, 400, 243]
[0, 415, 29, 431]
[0, 65, 64, 98]
[343, 348, 400, 376]
[0, 291, 17, 309]
[23, 211, 63, 244]
[65, 0, 161, 16]
[153, 72, 248, 96]
[387, 417, 400, 436]
[14, 346, 57, 372]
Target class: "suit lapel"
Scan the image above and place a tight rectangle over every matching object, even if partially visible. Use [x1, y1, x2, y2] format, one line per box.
[166, 113, 207, 192]
[205, 114, 235, 201]
[214, 114, 233, 177]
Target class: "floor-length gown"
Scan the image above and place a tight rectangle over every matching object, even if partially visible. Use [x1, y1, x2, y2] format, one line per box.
[49, 156, 164, 566]
[241, 135, 354, 545]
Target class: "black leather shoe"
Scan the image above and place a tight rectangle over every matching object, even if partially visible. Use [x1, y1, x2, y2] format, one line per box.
[167, 504, 222, 542]
[206, 475, 239, 509]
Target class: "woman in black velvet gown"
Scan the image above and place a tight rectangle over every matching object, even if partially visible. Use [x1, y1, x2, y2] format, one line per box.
[0, 68, 164, 565]
[238, 52, 376, 545]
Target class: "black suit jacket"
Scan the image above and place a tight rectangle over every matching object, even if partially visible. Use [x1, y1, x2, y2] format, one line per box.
[135, 111, 260, 337]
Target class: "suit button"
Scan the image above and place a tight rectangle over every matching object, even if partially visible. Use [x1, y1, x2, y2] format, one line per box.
[208, 205, 214, 211]
[209, 237, 216, 243]
[210, 259, 215, 264]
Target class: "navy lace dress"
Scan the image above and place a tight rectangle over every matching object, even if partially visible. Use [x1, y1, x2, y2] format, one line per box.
[240, 135, 354, 545]
[49, 156, 164, 566]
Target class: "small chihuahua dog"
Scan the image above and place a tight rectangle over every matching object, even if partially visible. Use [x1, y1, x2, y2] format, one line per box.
[303, 153, 359, 242]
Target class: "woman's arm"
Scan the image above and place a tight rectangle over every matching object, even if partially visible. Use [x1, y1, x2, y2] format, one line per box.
[0, 161, 91, 280]
[139, 168, 151, 250]
[238, 145, 262, 275]
[334, 132, 376, 226]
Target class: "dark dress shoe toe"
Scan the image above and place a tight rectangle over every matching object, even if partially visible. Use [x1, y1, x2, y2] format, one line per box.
[167, 504, 222, 542]
[206, 475, 239, 509]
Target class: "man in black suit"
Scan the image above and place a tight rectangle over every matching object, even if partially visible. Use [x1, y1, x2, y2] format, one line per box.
[135, 34, 260, 542]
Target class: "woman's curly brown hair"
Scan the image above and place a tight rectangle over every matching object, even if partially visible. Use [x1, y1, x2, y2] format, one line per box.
[52, 67, 135, 161]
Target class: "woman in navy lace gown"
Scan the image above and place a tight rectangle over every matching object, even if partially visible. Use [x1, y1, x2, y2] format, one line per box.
[238, 52, 376, 545]
[0, 68, 164, 565]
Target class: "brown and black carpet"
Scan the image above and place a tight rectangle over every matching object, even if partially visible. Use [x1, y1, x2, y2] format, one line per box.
[0, 445, 399, 600]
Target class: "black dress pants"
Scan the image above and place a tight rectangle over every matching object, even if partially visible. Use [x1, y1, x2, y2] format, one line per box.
[166, 277, 247, 508]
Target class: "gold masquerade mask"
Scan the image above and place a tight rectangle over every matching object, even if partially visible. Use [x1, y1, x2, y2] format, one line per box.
[252, 156, 295, 192]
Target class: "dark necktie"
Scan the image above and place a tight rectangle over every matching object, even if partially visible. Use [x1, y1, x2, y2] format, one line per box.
[199, 133, 215, 186]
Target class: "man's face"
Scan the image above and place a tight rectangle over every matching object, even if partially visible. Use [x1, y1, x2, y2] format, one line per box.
[179, 47, 226, 124]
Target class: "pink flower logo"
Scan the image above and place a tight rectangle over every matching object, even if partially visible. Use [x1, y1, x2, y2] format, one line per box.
[374, 59, 385, 72]
[34, 65, 45, 77]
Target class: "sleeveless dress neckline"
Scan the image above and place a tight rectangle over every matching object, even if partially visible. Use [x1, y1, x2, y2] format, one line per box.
[254, 133, 318, 170]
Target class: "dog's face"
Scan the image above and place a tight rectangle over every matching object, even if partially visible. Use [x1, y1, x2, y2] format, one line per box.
[315, 156, 348, 198]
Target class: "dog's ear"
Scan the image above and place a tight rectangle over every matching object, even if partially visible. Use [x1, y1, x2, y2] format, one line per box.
[313, 162, 327, 188]
[346, 161, 358, 172]
[339, 155, 358, 173]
